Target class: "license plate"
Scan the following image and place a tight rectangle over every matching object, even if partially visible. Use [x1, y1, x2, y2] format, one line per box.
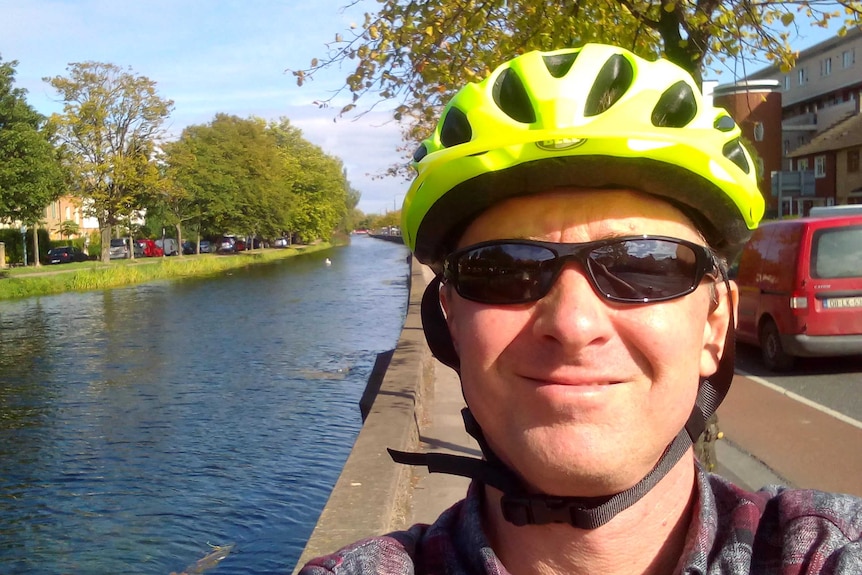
[823, 296, 862, 309]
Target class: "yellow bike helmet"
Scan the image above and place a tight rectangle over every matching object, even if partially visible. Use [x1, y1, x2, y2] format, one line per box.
[402, 43, 764, 270]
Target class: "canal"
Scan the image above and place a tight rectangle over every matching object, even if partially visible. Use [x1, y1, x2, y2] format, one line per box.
[0, 236, 410, 574]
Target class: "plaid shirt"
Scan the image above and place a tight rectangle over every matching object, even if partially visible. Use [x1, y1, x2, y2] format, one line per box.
[299, 468, 862, 574]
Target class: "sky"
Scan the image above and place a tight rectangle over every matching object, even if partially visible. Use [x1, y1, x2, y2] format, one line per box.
[0, 1, 851, 215]
[0, 0, 407, 215]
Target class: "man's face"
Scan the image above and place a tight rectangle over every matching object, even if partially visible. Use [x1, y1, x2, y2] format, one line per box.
[440, 189, 732, 497]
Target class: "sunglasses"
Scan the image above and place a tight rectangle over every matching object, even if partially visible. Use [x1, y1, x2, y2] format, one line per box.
[443, 235, 718, 305]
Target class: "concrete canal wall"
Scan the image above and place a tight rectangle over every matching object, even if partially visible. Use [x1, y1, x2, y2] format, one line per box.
[293, 256, 434, 570]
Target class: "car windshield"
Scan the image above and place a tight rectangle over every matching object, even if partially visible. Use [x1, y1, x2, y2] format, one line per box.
[110, 239, 126, 247]
[812, 225, 862, 279]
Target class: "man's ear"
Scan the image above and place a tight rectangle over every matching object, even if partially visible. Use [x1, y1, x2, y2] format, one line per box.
[700, 280, 737, 376]
[438, 282, 459, 353]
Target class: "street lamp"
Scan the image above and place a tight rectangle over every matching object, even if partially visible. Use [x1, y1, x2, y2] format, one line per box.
[20, 226, 27, 267]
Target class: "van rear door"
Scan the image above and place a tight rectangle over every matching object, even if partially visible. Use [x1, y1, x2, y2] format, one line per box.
[805, 221, 862, 337]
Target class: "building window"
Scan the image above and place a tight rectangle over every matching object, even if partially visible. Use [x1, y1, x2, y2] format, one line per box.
[849, 149, 860, 173]
[784, 139, 790, 155]
[798, 158, 809, 171]
[821, 57, 832, 76]
[784, 75, 791, 90]
[843, 49, 856, 68]
[753, 122, 765, 142]
[797, 135, 807, 147]
[798, 68, 807, 85]
[814, 155, 826, 178]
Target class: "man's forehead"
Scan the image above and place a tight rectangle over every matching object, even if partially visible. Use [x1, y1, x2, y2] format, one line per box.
[458, 188, 702, 245]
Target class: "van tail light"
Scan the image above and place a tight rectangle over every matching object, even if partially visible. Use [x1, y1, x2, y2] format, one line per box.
[790, 293, 809, 312]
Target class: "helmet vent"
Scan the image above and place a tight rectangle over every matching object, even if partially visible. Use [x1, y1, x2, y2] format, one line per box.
[493, 68, 536, 123]
[723, 139, 751, 174]
[714, 115, 736, 132]
[584, 54, 633, 117]
[413, 143, 428, 162]
[440, 107, 473, 147]
[651, 81, 697, 127]
[542, 52, 579, 78]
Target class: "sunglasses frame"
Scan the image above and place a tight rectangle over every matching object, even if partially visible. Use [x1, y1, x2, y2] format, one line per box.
[443, 234, 719, 305]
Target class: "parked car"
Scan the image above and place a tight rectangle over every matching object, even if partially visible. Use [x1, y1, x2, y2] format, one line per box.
[273, 237, 290, 248]
[217, 236, 245, 253]
[809, 204, 862, 217]
[156, 238, 179, 256]
[217, 236, 236, 253]
[735, 214, 862, 370]
[46, 246, 89, 265]
[184, 239, 213, 255]
[135, 239, 164, 258]
[109, 238, 130, 259]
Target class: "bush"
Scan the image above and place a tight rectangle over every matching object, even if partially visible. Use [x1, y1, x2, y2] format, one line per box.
[0, 228, 51, 265]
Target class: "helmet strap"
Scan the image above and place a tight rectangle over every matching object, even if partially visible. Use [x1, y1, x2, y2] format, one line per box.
[686, 273, 736, 441]
[420, 275, 460, 371]
[389, 408, 692, 528]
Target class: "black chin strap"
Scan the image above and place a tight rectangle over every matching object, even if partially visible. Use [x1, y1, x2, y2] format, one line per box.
[389, 272, 737, 528]
[389, 409, 692, 528]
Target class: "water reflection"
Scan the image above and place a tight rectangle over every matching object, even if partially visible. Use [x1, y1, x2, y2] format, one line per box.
[0, 237, 410, 574]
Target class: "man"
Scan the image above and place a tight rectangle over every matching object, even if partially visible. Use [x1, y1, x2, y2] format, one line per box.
[301, 44, 861, 574]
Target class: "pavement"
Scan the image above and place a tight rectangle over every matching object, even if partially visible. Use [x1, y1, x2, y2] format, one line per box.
[407, 260, 862, 523]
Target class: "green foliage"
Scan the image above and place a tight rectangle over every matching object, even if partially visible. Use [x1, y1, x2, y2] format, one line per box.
[0, 57, 66, 224]
[358, 209, 401, 231]
[270, 118, 350, 241]
[56, 219, 80, 240]
[44, 62, 174, 262]
[294, 0, 861, 177]
[0, 227, 51, 265]
[162, 115, 353, 244]
[164, 115, 293, 239]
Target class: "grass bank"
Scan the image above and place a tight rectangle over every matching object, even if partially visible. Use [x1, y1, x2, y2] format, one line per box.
[0, 244, 333, 301]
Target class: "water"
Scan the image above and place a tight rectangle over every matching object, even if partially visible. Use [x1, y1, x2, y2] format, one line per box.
[0, 236, 410, 574]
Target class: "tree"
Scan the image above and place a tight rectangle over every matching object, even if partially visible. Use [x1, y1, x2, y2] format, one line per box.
[293, 0, 861, 175]
[0, 57, 65, 240]
[56, 219, 81, 244]
[269, 118, 351, 242]
[164, 114, 298, 243]
[44, 62, 173, 262]
[343, 181, 363, 233]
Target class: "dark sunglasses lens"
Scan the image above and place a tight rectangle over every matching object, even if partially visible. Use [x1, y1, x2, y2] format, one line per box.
[455, 244, 555, 303]
[588, 239, 700, 301]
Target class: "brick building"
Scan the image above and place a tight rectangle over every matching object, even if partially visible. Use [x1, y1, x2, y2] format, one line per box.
[714, 27, 862, 217]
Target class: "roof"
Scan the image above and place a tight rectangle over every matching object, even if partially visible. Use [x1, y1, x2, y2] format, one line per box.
[788, 112, 862, 157]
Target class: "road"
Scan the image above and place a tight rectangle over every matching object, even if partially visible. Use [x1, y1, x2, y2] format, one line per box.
[734, 342, 862, 422]
[716, 343, 862, 497]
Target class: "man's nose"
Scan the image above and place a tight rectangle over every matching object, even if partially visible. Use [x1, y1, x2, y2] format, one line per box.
[530, 263, 614, 348]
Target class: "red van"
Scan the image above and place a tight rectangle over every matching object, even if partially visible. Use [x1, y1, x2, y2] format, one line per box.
[735, 215, 862, 370]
